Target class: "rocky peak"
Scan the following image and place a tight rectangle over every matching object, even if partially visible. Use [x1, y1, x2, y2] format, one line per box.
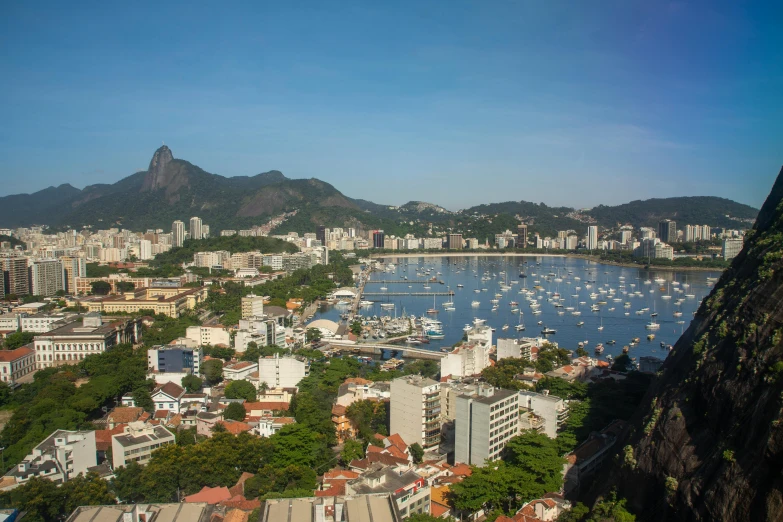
[141, 145, 176, 192]
[607, 166, 783, 521]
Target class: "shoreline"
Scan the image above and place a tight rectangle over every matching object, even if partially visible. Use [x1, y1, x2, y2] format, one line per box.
[370, 252, 725, 273]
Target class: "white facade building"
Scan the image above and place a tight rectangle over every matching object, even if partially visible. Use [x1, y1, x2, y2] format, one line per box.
[455, 386, 519, 465]
[519, 390, 569, 438]
[111, 422, 175, 468]
[390, 375, 441, 450]
[440, 341, 490, 378]
[5, 430, 96, 485]
[257, 353, 310, 389]
[185, 325, 231, 347]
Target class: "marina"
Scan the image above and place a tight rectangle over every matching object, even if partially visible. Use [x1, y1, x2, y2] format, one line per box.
[311, 255, 721, 365]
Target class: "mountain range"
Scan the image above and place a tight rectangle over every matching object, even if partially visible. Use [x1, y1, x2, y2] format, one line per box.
[0, 146, 759, 240]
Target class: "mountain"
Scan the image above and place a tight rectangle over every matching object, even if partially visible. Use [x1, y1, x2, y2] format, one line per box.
[601, 166, 783, 521]
[0, 146, 760, 236]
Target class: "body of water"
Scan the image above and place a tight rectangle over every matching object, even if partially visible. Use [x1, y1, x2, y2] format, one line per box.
[311, 255, 720, 364]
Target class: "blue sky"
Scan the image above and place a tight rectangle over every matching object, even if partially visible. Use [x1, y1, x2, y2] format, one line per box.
[1, 1, 781, 210]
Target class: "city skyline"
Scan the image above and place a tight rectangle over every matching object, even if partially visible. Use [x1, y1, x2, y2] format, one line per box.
[2, 2, 781, 209]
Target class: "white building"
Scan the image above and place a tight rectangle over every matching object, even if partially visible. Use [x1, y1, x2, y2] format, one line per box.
[586, 226, 598, 251]
[151, 382, 186, 413]
[440, 341, 490, 378]
[455, 386, 519, 465]
[519, 390, 569, 438]
[257, 353, 310, 389]
[185, 325, 231, 347]
[241, 294, 264, 319]
[722, 238, 744, 260]
[111, 422, 175, 468]
[172, 221, 185, 248]
[390, 375, 441, 450]
[496, 338, 534, 361]
[138, 239, 153, 261]
[0, 346, 37, 386]
[21, 314, 66, 333]
[5, 430, 96, 485]
[222, 361, 258, 381]
[189, 217, 203, 241]
[29, 258, 64, 297]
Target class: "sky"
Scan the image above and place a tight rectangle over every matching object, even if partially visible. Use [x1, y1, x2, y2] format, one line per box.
[1, 1, 781, 210]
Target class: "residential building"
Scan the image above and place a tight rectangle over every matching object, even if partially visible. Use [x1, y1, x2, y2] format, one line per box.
[335, 377, 390, 407]
[261, 494, 403, 522]
[654, 242, 674, 260]
[390, 375, 441, 450]
[372, 230, 385, 249]
[722, 238, 744, 260]
[332, 404, 356, 443]
[189, 217, 203, 241]
[152, 382, 187, 413]
[496, 338, 534, 361]
[2, 257, 29, 296]
[256, 416, 296, 438]
[563, 420, 627, 495]
[258, 353, 310, 388]
[447, 233, 463, 250]
[586, 226, 598, 251]
[519, 390, 569, 438]
[5, 430, 96, 485]
[658, 219, 677, 243]
[111, 422, 176, 468]
[619, 229, 633, 245]
[60, 256, 87, 295]
[517, 224, 528, 248]
[0, 312, 24, 334]
[33, 313, 143, 369]
[193, 251, 230, 268]
[148, 345, 202, 377]
[28, 259, 65, 297]
[20, 313, 67, 333]
[222, 360, 258, 381]
[185, 325, 230, 347]
[172, 221, 186, 248]
[241, 294, 264, 319]
[455, 386, 519, 465]
[440, 341, 490, 378]
[0, 346, 36, 386]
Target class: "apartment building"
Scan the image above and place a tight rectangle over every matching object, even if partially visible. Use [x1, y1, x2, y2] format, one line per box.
[390, 375, 441, 450]
[257, 353, 310, 388]
[29, 258, 65, 297]
[111, 422, 175, 468]
[440, 340, 490, 378]
[241, 293, 265, 319]
[496, 338, 534, 361]
[519, 390, 569, 439]
[147, 345, 202, 377]
[21, 313, 68, 333]
[455, 386, 519, 465]
[2, 257, 29, 296]
[185, 325, 230, 347]
[5, 430, 97, 485]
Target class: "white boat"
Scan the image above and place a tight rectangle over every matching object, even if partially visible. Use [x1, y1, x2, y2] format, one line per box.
[380, 303, 395, 309]
[360, 300, 374, 306]
[471, 300, 480, 307]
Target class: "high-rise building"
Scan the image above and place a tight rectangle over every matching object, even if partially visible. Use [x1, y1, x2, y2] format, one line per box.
[701, 225, 712, 240]
[620, 229, 632, 244]
[60, 256, 87, 295]
[258, 353, 310, 388]
[517, 225, 528, 249]
[684, 225, 697, 242]
[172, 221, 185, 248]
[138, 240, 152, 261]
[2, 257, 30, 296]
[722, 238, 744, 260]
[586, 226, 598, 250]
[390, 375, 441, 450]
[201, 225, 210, 239]
[29, 259, 65, 297]
[316, 226, 327, 245]
[372, 230, 385, 249]
[189, 217, 203, 241]
[448, 233, 463, 250]
[241, 293, 264, 319]
[658, 219, 677, 243]
[455, 386, 519, 465]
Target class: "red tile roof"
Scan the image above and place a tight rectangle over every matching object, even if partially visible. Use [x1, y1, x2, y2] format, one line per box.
[155, 381, 185, 399]
[243, 401, 289, 412]
[108, 407, 143, 424]
[183, 486, 232, 504]
[222, 420, 252, 435]
[385, 433, 408, 452]
[219, 495, 261, 511]
[0, 346, 33, 362]
[94, 424, 126, 451]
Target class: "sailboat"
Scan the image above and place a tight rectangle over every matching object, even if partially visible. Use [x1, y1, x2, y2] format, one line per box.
[426, 293, 439, 314]
[515, 311, 526, 331]
[597, 316, 604, 331]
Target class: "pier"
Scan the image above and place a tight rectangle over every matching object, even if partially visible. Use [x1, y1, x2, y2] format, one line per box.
[367, 279, 443, 285]
[361, 292, 453, 296]
[326, 340, 445, 360]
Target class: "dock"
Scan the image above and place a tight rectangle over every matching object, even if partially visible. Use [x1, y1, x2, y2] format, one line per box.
[367, 279, 443, 285]
[361, 292, 453, 296]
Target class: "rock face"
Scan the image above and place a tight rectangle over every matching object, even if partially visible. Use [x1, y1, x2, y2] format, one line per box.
[611, 166, 783, 521]
[141, 145, 177, 192]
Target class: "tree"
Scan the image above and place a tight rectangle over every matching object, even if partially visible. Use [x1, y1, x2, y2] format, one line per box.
[182, 375, 203, 393]
[90, 281, 112, 295]
[202, 359, 224, 384]
[241, 341, 262, 362]
[270, 424, 333, 470]
[409, 442, 424, 464]
[502, 432, 565, 493]
[116, 281, 135, 293]
[306, 328, 322, 343]
[350, 320, 363, 336]
[576, 346, 589, 357]
[224, 402, 247, 421]
[407, 515, 444, 522]
[340, 439, 365, 465]
[111, 462, 145, 503]
[3, 331, 34, 349]
[612, 354, 632, 372]
[55, 289, 66, 297]
[225, 380, 257, 402]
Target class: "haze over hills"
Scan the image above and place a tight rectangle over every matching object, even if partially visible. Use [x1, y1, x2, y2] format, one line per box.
[0, 146, 759, 239]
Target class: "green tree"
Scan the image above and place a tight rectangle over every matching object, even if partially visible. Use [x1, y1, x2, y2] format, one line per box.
[60, 473, 116, 515]
[350, 320, 363, 336]
[306, 328, 322, 343]
[182, 374, 203, 393]
[241, 341, 262, 362]
[225, 380, 257, 402]
[90, 281, 112, 295]
[270, 424, 333, 470]
[224, 402, 247, 421]
[340, 439, 365, 465]
[111, 462, 145, 503]
[0, 477, 62, 522]
[407, 515, 444, 522]
[244, 464, 317, 499]
[202, 359, 224, 384]
[502, 432, 565, 493]
[409, 442, 424, 464]
[3, 331, 34, 349]
[612, 354, 632, 372]
[116, 281, 135, 293]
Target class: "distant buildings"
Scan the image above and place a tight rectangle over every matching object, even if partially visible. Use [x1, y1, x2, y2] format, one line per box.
[257, 353, 310, 389]
[722, 238, 744, 260]
[519, 390, 569, 439]
[372, 230, 385, 249]
[5, 429, 97, 485]
[185, 325, 230, 347]
[658, 219, 676, 243]
[390, 375, 441, 450]
[586, 226, 598, 250]
[172, 220, 186, 248]
[84, 286, 209, 318]
[455, 385, 519, 465]
[447, 233, 463, 250]
[189, 217, 203, 241]
[29, 258, 64, 297]
[2, 257, 29, 296]
[111, 422, 175, 469]
[241, 294, 264, 319]
[517, 224, 528, 248]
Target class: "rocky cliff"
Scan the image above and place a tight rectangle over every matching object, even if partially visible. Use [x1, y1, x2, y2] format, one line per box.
[611, 166, 783, 521]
